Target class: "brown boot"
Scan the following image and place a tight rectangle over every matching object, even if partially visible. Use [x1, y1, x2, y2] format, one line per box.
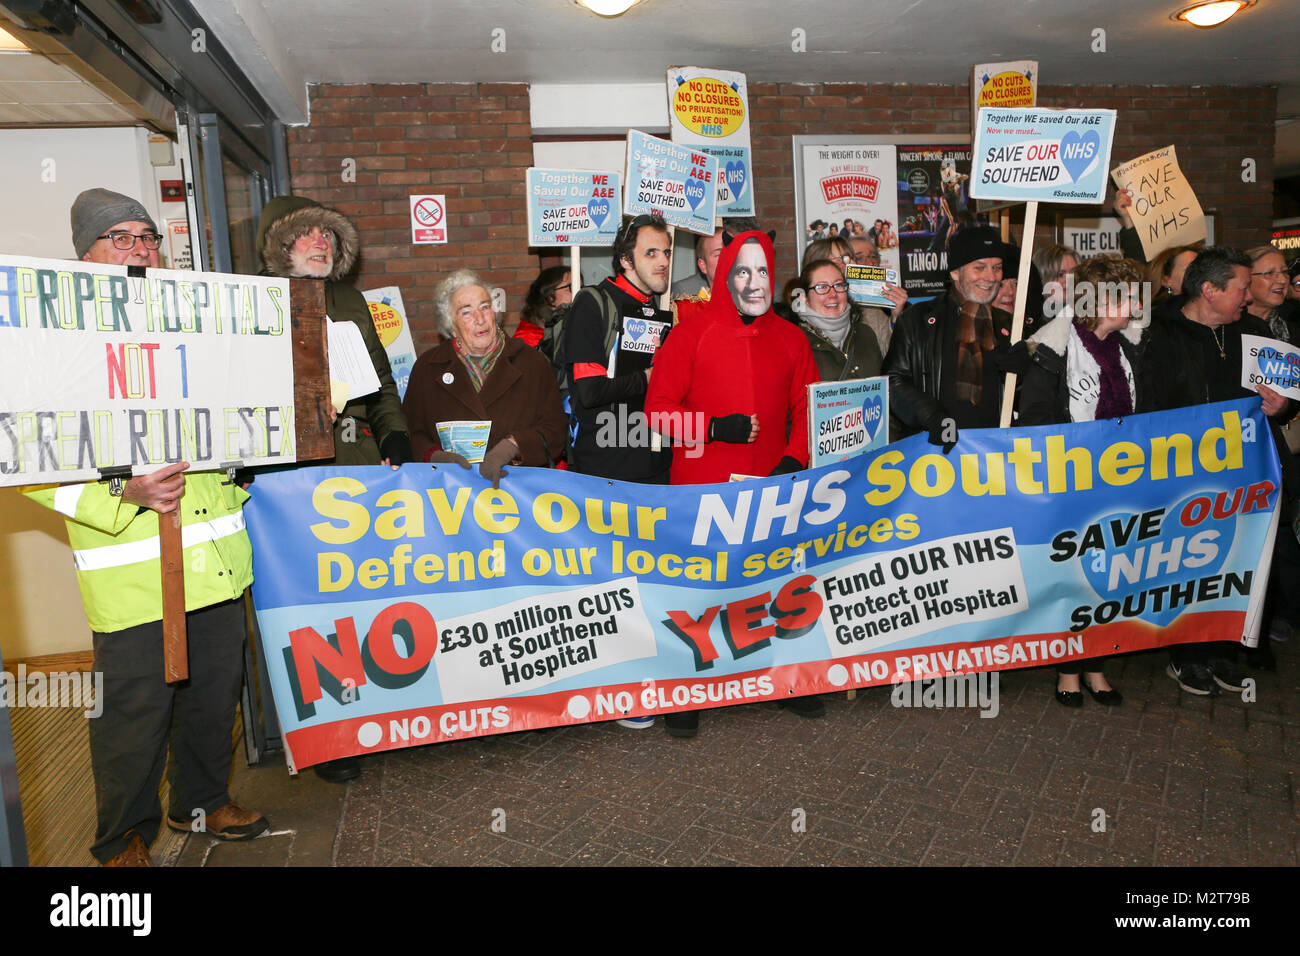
[103, 831, 152, 867]
[199, 803, 269, 841]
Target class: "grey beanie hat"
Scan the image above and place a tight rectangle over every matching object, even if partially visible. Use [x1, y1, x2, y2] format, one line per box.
[71, 188, 157, 258]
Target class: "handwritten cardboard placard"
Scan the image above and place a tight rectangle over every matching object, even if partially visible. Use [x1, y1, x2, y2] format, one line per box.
[1110, 145, 1207, 260]
[970, 107, 1117, 205]
[624, 129, 718, 236]
[667, 66, 754, 216]
[0, 254, 296, 485]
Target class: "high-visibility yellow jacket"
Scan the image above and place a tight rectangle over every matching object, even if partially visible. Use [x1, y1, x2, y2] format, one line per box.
[24, 474, 253, 633]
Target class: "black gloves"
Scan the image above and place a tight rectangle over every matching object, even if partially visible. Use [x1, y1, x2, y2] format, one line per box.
[709, 413, 752, 443]
[926, 418, 959, 455]
[769, 456, 802, 477]
[479, 437, 519, 490]
[994, 342, 1031, 377]
[381, 432, 413, 467]
[428, 450, 472, 469]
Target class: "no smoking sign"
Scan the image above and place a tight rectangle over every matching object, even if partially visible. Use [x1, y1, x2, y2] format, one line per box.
[409, 194, 448, 244]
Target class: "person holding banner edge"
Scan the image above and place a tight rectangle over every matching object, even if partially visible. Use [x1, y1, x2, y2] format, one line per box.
[23, 188, 268, 865]
[645, 227, 822, 735]
[1138, 246, 1292, 693]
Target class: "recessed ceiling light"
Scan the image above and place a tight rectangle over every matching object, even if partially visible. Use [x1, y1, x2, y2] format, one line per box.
[575, 0, 641, 17]
[0, 25, 30, 52]
[1172, 0, 1254, 28]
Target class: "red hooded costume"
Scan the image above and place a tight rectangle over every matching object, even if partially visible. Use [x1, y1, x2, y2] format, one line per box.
[645, 230, 818, 484]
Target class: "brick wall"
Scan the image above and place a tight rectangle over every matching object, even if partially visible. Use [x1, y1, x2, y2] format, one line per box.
[285, 81, 1277, 346]
[750, 82, 1277, 281]
[285, 83, 533, 354]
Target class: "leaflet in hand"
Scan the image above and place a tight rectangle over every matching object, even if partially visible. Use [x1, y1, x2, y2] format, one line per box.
[845, 264, 900, 309]
[437, 420, 492, 462]
[327, 319, 382, 402]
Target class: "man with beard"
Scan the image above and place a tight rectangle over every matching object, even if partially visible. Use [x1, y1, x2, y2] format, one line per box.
[884, 226, 1016, 446]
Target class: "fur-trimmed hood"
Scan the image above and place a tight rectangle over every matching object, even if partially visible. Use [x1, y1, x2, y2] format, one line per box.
[1027, 309, 1143, 358]
[256, 195, 360, 280]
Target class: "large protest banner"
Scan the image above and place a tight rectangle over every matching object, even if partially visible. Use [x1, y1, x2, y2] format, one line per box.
[896, 144, 983, 297]
[1110, 145, 1207, 260]
[0, 253, 296, 483]
[624, 129, 718, 235]
[667, 67, 754, 216]
[801, 143, 900, 274]
[246, 399, 1277, 769]
[970, 107, 1117, 205]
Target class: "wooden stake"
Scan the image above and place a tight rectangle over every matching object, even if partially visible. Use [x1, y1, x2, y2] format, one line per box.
[660, 226, 675, 311]
[570, 246, 581, 297]
[160, 508, 188, 683]
[999, 200, 1038, 428]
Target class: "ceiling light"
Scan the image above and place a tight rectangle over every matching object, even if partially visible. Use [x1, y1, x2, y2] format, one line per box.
[575, 0, 641, 17]
[0, 25, 31, 52]
[1172, 0, 1254, 27]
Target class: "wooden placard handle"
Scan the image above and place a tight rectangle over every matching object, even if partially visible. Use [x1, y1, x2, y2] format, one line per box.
[160, 508, 188, 683]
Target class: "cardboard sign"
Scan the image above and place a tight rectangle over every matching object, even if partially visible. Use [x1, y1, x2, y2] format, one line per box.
[0, 254, 297, 484]
[1241, 334, 1300, 400]
[525, 168, 622, 247]
[970, 108, 1117, 204]
[409, 194, 447, 244]
[801, 143, 901, 276]
[1110, 146, 1207, 260]
[624, 129, 719, 236]
[667, 67, 754, 216]
[808, 376, 889, 466]
[363, 287, 418, 400]
[971, 61, 1038, 116]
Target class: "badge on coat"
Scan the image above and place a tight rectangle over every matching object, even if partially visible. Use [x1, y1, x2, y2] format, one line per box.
[442, 372, 455, 384]
[621, 317, 668, 355]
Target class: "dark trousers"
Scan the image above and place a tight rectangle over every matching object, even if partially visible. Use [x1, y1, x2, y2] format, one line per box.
[1057, 657, 1107, 676]
[88, 597, 246, 863]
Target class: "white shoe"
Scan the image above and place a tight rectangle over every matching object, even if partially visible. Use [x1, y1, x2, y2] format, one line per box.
[616, 716, 655, 729]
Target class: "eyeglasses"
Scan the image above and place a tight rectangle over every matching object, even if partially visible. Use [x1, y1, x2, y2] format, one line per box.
[1251, 269, 1288, 279]
[810, 281, 849, 294]
[97, 231, 163, 250]
[854, 254, 881, 266]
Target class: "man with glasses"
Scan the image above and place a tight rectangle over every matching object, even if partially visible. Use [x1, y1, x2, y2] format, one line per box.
[849, 236, 881, 267]
[23, 188, 269, 865]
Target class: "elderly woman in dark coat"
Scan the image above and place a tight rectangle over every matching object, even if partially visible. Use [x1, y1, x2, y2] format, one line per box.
[403, 269, 567, 484]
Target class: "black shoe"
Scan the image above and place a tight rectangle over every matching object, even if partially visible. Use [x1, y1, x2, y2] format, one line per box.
[1084, 675, 1123, 706]
[664, 711, 699, 738]
[1244, 643, 1276, 671]
[1054, 689, 1083, 708]
[314, 757, 361, 783]
[778, 695, 826, 718]
[1166, 662, 1219, 696]
[1207, 658, 1248, 692]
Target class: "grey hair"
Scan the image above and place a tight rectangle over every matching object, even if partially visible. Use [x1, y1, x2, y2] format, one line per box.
[1244, 243, 1283, 265]
[434, 269, 492, 338]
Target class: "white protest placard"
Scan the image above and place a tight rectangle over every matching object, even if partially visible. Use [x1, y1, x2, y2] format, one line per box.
[971, 60, 1038, 116]
[362, 287, 418, 400]
[525, 168, 621, 246]
[970, 107, 1117, 205]
[667, 66, 754, 216]
[624, 129, 718, 236]
[808, 377, 889, 467]
[1110, 145, 1206, 260]
[0, 254, 296, 484]
[410, 194, 447, 244]
[1241, 334, 1300, 400]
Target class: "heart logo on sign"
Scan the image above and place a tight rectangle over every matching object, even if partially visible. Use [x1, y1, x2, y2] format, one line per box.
[1078, 493, 1235, 628]
[725, 161, 747, 200]
[684, 177, 706, 211]
[588, 198, 610, 227]
[860, 395, 883, 441]
[1058, 129, 1101, 183]
[625, 318, 647, 339]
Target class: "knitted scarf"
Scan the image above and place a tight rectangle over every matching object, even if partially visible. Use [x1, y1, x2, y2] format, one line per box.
[454, 329, 506, 392]
[954, 292, 994, 406]
[1073, 320, 1132, 419]
[790, 288, 852, 350]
